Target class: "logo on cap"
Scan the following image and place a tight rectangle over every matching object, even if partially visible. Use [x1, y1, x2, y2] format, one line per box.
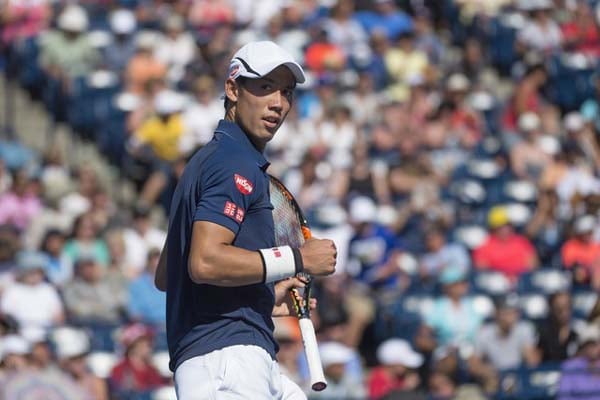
[228, 61, 241, 79]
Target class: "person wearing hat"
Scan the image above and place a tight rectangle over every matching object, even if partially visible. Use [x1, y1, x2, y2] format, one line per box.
[310, 341, 365, 399]
[468, 294, 539, 376]
[154, 41, 337, 399]
[0, 251, 64, 340]
[124, 31, 167, 95]
[130, 88, 187, 207]
[368, 338, 423, 400]
[154, 12, 195, 84]
[109, 323, 166, 394]
[0, 334, 31, 373]
[104, 8, 137, 73]
[51, 326, 108, 400]
[472, 205, 538, 282]
[557, 323, 600, 400]
[38, 4, 99, 112]
[509, 111, 553, 182]
[561, 215, 600, 288]
[415, 265, 484, 357]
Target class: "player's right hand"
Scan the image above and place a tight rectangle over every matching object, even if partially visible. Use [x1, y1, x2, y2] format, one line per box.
[299, 238, 337, 276]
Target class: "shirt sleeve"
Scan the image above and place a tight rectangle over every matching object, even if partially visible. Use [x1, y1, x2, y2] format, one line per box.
[194, 156, 261, 235]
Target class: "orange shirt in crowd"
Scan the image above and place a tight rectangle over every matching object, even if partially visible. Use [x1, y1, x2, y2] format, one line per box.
[561, 238, 600, 269]
[125, 54, 167, 94]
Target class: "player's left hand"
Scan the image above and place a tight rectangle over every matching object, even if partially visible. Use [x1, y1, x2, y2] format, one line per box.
[272, 277, 317, 317]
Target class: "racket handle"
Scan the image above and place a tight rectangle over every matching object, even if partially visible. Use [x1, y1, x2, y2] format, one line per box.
[298, 317, 327, 391]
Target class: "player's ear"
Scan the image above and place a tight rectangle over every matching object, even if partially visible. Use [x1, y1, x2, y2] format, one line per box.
[224, 78, 239, 103]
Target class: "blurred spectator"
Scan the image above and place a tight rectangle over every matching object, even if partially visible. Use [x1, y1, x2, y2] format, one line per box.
[104, 9, 137, 74]
[122, 205, 166, 278]
[0, 0, 50, 49]
[384, 30, 429, 98]
[368, 338, 423, 400]
[560, 1, 600, 57]
[0, 225, 19, 292]
[419, 225, 470, 284]
[561, 215, 600, 289]
[525, 189, 565, 266]
[309, 341, 365, 399]
[322, 0, 368, 60]
[304, 27, 346, 74]
[130, 89, 186, 207]
[272, 317, 303, 385]
[154, 13, 195, 84]
[52, 326, 108, 400]
[517, 0, 562, 54]
[62, 213, 110, 268]
[347, 196, 404, 289]
[40, 228, 72, 287]
[537, 291, 579, 363]
[501, 62, 548, 132]
[38, 5, 99, 89]
[472, 206, 538, 282]
[413, 13, 444, 66]
[29, 333, 53, 371]
[353, 0, 413, 41]
[127, 248, 166, 326]
[125, 32, 167, 95]
[63, 257, 125, 325]
[342, 72, 379, 127]
[0, 334, 30, 373]
[0, 251, 64, 339]
[109, 323, 166, 393]
[0, 168, 42, 231]
[415, 265, 483, 351]
[180, 74, 222, 154]
[509, 112, 553, 182]
[557, 323, 600, 400]
[333, 142, 391, 204]
[469, 294, 539, 373]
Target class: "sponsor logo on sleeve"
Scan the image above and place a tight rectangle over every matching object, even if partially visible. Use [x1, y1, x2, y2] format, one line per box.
[224, 201, 237, 217]
[234, 174, 253, 195]
[235, 207, 245, 223]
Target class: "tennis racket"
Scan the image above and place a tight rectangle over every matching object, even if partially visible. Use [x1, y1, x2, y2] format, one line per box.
[268, 174, 327, 392]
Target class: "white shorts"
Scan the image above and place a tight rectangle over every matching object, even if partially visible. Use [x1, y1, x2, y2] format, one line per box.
[174, 344, 307, 400]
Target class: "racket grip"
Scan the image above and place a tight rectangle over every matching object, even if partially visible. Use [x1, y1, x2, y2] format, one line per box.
[298, 317, 327, 391]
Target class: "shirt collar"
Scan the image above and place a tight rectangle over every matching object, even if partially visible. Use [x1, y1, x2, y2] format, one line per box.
[215, 119, 270, 171]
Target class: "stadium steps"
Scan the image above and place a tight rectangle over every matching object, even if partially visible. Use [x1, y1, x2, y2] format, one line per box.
[0, 74, 141, 212]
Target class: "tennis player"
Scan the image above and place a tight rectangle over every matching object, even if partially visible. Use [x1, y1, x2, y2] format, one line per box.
[154, 41, 337, 399]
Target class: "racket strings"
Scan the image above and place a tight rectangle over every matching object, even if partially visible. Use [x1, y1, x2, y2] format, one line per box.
[269, 181, 305, 249]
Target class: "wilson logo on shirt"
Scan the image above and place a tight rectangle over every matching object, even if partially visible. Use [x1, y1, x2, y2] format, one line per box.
[234, 174, 253, 195]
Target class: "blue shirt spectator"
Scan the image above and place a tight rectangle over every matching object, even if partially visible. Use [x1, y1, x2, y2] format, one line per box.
[127, 249, 166, 326]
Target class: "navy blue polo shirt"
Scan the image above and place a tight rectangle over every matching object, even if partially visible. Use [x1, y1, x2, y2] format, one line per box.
[165, 120, 277, 372]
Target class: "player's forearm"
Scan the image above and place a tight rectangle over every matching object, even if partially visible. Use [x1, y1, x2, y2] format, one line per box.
[155, 242, 168, 291]
[188, 243, 266, 287]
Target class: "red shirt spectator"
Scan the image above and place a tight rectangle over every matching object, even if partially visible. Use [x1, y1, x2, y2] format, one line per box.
[109, 323, 166, 392]
[368, 339, 422, 400]
[473, 206, 538, 281]
[560, 2, 600, 57]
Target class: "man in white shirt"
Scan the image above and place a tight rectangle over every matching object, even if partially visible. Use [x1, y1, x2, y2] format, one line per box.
[0, 251, 64, 340]
[122, 205, 166, 278]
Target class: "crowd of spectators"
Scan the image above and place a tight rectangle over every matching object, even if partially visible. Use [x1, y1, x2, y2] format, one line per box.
[2, 0, 600, 399]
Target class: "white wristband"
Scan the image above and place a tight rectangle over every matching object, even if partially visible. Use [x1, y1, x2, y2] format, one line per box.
[258, 246, 296, 283]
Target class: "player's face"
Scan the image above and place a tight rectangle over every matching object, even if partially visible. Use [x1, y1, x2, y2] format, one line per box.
[233, 66, 295, 150]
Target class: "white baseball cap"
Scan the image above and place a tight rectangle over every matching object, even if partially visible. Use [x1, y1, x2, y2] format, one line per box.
[377, 338, 424, 368]
[109, 9, 136, 35]
[57, 5, 89, 32]
[0, 335, 30, 361]
[227, 41, 305, 84]
[51, 327, 90, 359]
[319, 342, 355, 367]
